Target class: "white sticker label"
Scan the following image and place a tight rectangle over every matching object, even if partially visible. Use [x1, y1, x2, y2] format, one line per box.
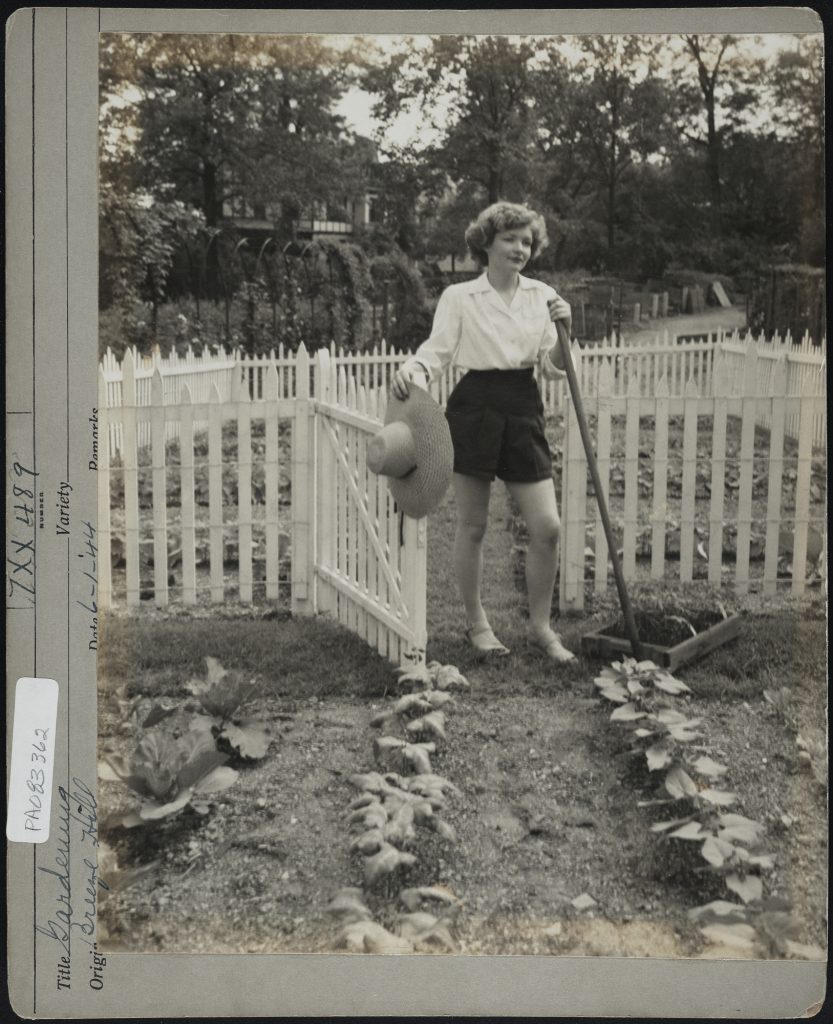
[6, 677, 59, 843]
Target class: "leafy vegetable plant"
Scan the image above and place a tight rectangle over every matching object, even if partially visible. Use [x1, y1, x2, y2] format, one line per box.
[689, 896, 826, 960]
[187, 656, 272, 761]
[590, 656, 819, 958]
[329, 659, 467, 952]
[394, 661, 469, 693]
[99, 728, 238, 828]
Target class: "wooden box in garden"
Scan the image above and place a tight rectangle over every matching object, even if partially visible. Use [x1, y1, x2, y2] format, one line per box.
[581, 613, 742, 672]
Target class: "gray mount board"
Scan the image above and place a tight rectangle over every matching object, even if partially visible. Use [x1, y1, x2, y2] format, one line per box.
[5, 6, 826, 1019]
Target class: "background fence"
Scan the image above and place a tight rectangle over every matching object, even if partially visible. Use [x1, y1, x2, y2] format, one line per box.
[559, 344, 827, 608]
[101, 328, 827, 457]
[100, 328, 827, 650]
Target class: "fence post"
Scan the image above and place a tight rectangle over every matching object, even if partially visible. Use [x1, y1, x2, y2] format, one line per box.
[707, 350, 728, 586]
[97, 368, 112, 610]
[316, 349, 336, 619]
[560, 371, 586, 613]
[180, 384, 197, 605]
[264, 363, 281, 602]
[762, 356, 787, 594]
[790, 369, 818, 595]
[734, 345, 759, 594]
[150, 368, 169, 607]
[122, 348, 141, 607]
[235, 367, 254, 604]
[594, 359, 613, 593]
[291, 343, 314, 614]
[208, 383, 224, 603]
[622, 371, 640, 581]
[651, 373, 670, 582]
[679, 375, 700, 583]
[400, 515, 428, 668]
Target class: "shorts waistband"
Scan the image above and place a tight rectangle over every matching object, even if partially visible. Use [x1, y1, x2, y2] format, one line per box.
[463, 367, 535, 381]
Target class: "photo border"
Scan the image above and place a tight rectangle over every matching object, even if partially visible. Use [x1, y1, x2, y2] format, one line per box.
[5, 6, 827, 1018]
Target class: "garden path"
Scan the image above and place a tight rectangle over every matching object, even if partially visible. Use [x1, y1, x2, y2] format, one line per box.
[624, 306, 747, 344]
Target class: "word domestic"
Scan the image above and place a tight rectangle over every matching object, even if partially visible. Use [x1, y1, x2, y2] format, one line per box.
[88, 408, 98, 472]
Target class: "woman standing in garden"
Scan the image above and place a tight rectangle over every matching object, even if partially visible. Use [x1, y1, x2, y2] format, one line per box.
[392, 201, 575, 662]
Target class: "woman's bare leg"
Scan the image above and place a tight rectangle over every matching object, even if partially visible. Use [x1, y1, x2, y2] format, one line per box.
[452, 472, 493, 630]
[505, 478, 570, 654]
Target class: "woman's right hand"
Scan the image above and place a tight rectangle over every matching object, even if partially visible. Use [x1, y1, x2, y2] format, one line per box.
[391, 367, 415, 401]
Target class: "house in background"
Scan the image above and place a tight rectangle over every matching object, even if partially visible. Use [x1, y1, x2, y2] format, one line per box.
[221, 135, 380, 244]
[221, 191, 379, 242]
[434, 252, 479, 274]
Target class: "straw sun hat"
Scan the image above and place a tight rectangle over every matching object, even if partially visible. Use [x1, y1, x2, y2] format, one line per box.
[367, 385, 454, 519]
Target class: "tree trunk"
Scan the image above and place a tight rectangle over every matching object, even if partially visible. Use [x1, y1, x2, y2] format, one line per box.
[203, 160, 222, 292]
[607, 77, 619, 252]
[202, 159, 220, 228]
[686, 36, 724, 234]
[488, 164, 501, 204]
[704, 88, 722, 231]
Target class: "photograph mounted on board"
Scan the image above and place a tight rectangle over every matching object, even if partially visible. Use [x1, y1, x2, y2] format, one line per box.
[96, 27, 827, 962]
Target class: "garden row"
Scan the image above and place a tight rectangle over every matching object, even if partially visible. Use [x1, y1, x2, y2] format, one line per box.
[327, 661, 471, 953]
[594, 656, 824, 960]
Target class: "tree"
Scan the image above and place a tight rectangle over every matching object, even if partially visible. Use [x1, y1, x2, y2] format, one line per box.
[99, 184, 206, 352]
[100, 33, 366, 229]
[362, 150, 447, 257]
[568, 36, 674, 260]
[768, 36, 824, 264]
[673, 35, 763, 233]
[365, 35, 540, 205]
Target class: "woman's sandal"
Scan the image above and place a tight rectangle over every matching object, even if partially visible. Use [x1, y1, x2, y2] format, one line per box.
[528, 633, 576, 663]
[466, 625, 510, 657]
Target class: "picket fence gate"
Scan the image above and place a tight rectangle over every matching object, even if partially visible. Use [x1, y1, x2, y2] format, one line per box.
[559, 343, 827, 611]
[98, 344, 427, 666]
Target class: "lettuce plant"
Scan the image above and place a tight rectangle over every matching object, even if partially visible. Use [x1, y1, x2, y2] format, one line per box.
[187, 656, 272, 761]
[99, 728, 238, 828]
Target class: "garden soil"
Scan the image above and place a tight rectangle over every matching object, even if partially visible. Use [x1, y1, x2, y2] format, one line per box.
[99, 629, 827, 959]
[99, 403, 826, 960]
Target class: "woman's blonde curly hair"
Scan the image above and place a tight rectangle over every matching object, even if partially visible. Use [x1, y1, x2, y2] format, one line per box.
[464, 201, 549, 268]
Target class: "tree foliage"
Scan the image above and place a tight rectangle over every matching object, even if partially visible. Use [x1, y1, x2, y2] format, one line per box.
[100, 31, 824, 355]
[101, 33, 365, 227]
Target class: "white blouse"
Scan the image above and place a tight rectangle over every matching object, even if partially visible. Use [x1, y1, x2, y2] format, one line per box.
[401, 272, 568, 385]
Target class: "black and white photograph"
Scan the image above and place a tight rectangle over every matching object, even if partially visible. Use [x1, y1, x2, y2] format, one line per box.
[5, 6, 828, 1018]
[89, 21, 829, 965]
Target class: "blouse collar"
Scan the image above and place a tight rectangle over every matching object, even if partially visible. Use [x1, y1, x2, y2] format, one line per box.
[466, 271, 537, 294]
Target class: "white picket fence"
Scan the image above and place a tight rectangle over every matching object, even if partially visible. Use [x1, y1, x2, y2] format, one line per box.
[100, 328, 826, 662]
[100, 328, 827, 457]
[98, 345, 428, 667]
[314, 350, 427, 666]
[559, 343, 827, 609]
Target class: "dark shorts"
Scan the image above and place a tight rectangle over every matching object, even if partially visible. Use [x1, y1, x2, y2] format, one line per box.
[445, 368, 553, 483]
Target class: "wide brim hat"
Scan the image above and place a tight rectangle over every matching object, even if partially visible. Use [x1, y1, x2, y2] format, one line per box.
[367, 384, 454, 519]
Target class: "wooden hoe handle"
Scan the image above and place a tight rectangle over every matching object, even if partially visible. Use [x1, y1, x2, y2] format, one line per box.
[555, 320, 644, 660]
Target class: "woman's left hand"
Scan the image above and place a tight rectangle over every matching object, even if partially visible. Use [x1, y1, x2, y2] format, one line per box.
[547, 295, 572, 338]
